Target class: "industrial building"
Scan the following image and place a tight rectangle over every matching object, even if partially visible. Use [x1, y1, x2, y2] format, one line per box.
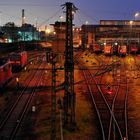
[81, 20, 140, 49]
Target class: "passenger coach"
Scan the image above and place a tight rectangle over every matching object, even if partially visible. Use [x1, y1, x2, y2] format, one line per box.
[0, 60, 12, 87]
[9, 51, 27, 71]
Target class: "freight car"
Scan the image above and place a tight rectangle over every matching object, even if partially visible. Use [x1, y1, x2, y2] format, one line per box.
[9, 51, 27, 71]
[0, 59, 12, 87]
[118, 45, 127, 56]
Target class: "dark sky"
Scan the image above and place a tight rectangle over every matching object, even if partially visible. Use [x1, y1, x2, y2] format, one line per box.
[0, 0, 140, 29]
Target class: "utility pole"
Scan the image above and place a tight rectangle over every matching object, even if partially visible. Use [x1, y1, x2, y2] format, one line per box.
[62, 2, 77, 129]
[51, 59, 57, 140]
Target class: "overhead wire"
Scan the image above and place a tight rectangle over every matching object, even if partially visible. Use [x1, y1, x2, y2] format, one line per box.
[38, 8, 63, 28]
[0, 3, 63, 28]
[76, 8, 100, 25]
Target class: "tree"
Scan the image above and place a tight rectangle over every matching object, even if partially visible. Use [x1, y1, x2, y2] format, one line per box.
[4, 22, 16, 27]
[2, 22, 19, 42]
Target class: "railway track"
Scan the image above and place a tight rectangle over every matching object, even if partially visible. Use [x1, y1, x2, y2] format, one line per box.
[75, 53, 129, 140]
[0, 62, 46, 140]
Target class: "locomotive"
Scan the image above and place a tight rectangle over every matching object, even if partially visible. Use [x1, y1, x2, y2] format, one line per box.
[104, 45, 113, 55]
[118, 45, 127, 56]
[0, 59, 12, 87]
[93, 44, 102, 53]
[130, 43, 138, 54]
[9, 51, 27, 71]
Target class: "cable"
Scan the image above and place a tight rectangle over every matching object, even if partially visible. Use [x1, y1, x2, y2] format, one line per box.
[38, 8, 62, 28]
[76, 9, 99, 24]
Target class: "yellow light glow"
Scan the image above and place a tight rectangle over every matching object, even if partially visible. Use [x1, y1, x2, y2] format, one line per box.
[130, 20, 133, 25]
[46, 29, 51, 34]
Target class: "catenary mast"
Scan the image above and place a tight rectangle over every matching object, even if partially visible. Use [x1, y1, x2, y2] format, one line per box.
[62, 2, 77, 128]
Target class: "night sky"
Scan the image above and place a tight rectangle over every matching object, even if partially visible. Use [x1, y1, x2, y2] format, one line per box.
[0, 0, 140, 29]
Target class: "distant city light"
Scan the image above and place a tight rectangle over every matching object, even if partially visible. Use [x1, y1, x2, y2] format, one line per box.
[8, 39, 12, 43]
[18, 31, 22, 35]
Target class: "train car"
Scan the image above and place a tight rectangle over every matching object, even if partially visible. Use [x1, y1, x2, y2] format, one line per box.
[112, 43, 119, 55]
[9, 51, 27, 70]
[0, 60, 12, 87]
[104, 45, 113, 55]
[93, 44, 102, 53]
[118, 45, 127, 56]
[130, 43, 138, 54]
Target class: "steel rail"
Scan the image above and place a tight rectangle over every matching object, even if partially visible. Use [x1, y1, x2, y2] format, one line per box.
[10, 66, 44, 140]
[0, 62, 45, 139]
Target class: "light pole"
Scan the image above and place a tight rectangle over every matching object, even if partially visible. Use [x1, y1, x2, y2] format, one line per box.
[129, 20, 134, 54]
[134, 12, 139, 21]
[134, 12, 140, 43]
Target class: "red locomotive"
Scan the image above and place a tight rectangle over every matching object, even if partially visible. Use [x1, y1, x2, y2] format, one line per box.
[0, 59, 12, 87]
[130, 43, 138, 54]
[118, 45, 127, 56]
[104, 45, 113, 55]
[9, 51, 27, 71]
[93, 44, 102, 53]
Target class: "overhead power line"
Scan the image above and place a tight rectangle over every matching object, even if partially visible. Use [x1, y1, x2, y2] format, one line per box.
[38, 8, 62, 28]
[77, 9, 99, 24]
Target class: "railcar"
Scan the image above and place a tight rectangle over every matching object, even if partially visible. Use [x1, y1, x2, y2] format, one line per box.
[130, 43, 138, 54]
[0, 60, 12, 87]
[112, 44, 119, 55]
[104, 45, 113, 55]
[93, 44, 102, 53]
[118, 45, 127, 56]
[9, 51, 27, 70]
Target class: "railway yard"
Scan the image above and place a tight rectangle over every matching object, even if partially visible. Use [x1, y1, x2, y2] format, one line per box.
[0, 1, 139, 140]
[0, 48, 140, 140]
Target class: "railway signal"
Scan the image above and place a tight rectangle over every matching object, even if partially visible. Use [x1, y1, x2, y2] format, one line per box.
[46, 51, 56, 63]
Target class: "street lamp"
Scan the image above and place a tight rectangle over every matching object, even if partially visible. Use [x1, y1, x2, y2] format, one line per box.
[134, 12, 139, 26]
[134, 12, 140, 43]
[129, 20, 133, 26]
[114, 42, 118, 46]
[134, 12, 139, 19]
[103, 42, 106, 46]
[59, 15, 64, 21]
[129, 20, 134, 54]
[85, 21, 89, 25]
[46, 29, 51, 34]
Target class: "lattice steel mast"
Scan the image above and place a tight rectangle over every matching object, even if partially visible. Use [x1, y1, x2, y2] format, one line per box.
[62, 2, 77, 128]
